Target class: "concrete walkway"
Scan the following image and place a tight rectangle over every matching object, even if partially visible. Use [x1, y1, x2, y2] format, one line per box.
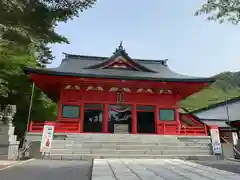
[92, 159, 240, 180]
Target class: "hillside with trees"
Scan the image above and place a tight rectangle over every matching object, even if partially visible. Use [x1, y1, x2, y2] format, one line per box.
[180, 71, 240, 111]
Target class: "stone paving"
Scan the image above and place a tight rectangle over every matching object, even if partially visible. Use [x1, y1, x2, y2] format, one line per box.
[0, 159, 92, 180]
[92, 159, 240, 180]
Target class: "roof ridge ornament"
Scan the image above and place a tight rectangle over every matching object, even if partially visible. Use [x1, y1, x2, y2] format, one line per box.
[119, 41, 123, 50]
[162, 59, 168, 66]
[114, 41, 125, 55]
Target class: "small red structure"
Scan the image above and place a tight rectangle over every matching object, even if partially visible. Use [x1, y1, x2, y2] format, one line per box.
[25, 43, 214, 135]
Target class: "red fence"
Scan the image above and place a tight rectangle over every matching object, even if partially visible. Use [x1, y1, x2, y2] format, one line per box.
[29, 120, 208, 135]
[29, 120, 80, 133]
[158, 122, 208, 136]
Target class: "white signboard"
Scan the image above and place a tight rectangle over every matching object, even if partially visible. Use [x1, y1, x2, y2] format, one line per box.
[210, 127, 222, 154]
[232, 132, 238, 145]
[40, 124, 54, 153]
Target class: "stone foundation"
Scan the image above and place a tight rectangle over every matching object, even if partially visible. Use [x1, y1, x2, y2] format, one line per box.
[0, 123, 19, 160]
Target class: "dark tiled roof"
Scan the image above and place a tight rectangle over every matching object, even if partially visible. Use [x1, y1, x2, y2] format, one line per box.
[24, 47, 215, 83]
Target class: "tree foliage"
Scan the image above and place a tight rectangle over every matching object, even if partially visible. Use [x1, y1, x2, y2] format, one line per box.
[0, 0, 96, 139]
[196, 0, 240, 24]
[0, 0, 96, 64]
[0, 53, 57, 139]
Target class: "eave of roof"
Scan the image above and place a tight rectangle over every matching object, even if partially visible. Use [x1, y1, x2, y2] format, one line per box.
[24, 67, 215, 83]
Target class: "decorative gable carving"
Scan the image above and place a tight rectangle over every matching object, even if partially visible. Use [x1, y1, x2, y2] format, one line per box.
[109, 87, 131, 92]
[64, 84, 80, 90]
[137, 88, 153, 93]
[84, 42, 156, 73]
[102, 57, 140, 71]
[86, 86, 104, 92]
[159, 88, 173, 94]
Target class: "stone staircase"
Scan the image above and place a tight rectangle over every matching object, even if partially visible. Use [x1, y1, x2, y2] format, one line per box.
[42, 134, 216, 160]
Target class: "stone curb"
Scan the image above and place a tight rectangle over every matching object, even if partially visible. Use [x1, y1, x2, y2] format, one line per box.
[0, 158, 35, 171]
[227, 158, 240, 162]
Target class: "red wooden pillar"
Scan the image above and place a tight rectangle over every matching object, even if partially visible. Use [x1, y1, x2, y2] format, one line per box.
[80, 103, 84, 133]
[155, 105, 160, 134]
[56, 101, 62, 122]
[175, 107, 181, 133]
[132, 104, 137, 134]
[103, 104, 109, 133]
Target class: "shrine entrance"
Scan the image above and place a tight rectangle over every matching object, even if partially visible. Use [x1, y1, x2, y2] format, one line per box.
[108, 104, 132, 133]
[137, 105, 156, 134]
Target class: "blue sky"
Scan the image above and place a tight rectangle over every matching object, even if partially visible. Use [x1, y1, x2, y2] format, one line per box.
[50, 0, 240, 77]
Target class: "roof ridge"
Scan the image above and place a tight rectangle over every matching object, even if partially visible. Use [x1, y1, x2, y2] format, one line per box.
[63, 53, 167, 63]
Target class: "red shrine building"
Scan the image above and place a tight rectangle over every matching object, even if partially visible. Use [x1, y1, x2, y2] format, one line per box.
[24, 44, 214, 135]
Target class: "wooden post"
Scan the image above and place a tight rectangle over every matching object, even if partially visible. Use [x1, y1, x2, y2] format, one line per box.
[29, 121, 33, 132]
[103, 104, 109, 133]
[132, 104, 137, 134]
[154, 105, 160, 134]
[80, 103, 84, 133]
[175, 107, 181, 133]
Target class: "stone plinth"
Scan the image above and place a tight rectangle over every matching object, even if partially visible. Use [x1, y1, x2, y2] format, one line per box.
[0, 122, 19, 160]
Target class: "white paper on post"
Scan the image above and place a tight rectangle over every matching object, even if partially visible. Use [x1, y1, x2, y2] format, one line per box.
[40, 124, 54, 153]
[210, 127, 222, 155]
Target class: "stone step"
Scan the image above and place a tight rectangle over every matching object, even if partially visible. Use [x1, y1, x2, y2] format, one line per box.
[45, 154, 217, 161]
[50, 142, 211, 149]
[52, 139, 210, 144]
[50, 149, 212, 155]
[65, 140, 180, 143]
[0, 154, 8, 160]
[66, 134, 180, 139]
[51, 144, 211, 151]
[65, 137, 180, 142]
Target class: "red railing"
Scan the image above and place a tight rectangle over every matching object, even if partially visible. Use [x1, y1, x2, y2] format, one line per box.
[180, 114, 205, 127]
[29, 120, 80, 133]
[29, 120, 208, 136]
[158, 122, 207, 136]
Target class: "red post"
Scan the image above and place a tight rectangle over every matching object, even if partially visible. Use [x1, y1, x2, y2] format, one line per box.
[175, 107, 181, 133]
[29, 121, 33, 132]
[154, 106, 160, 134]
[132, 104, 137, 134]
[80, 103, 84, 133]
[56, 101, 62, 122]
[204, 125, 208, 136]
[163, 123, 165, 134]
[103, 104, 108, 133]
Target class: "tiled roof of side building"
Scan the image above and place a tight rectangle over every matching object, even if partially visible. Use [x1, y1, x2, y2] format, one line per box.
[189, 96, 240, 114]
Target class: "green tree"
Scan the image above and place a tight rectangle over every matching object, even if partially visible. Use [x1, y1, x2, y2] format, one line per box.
[0, 0, 96, 64]
[196, 0, 240, 24]
[0, 53, 57, 139]
[0, 0, 96, 139]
